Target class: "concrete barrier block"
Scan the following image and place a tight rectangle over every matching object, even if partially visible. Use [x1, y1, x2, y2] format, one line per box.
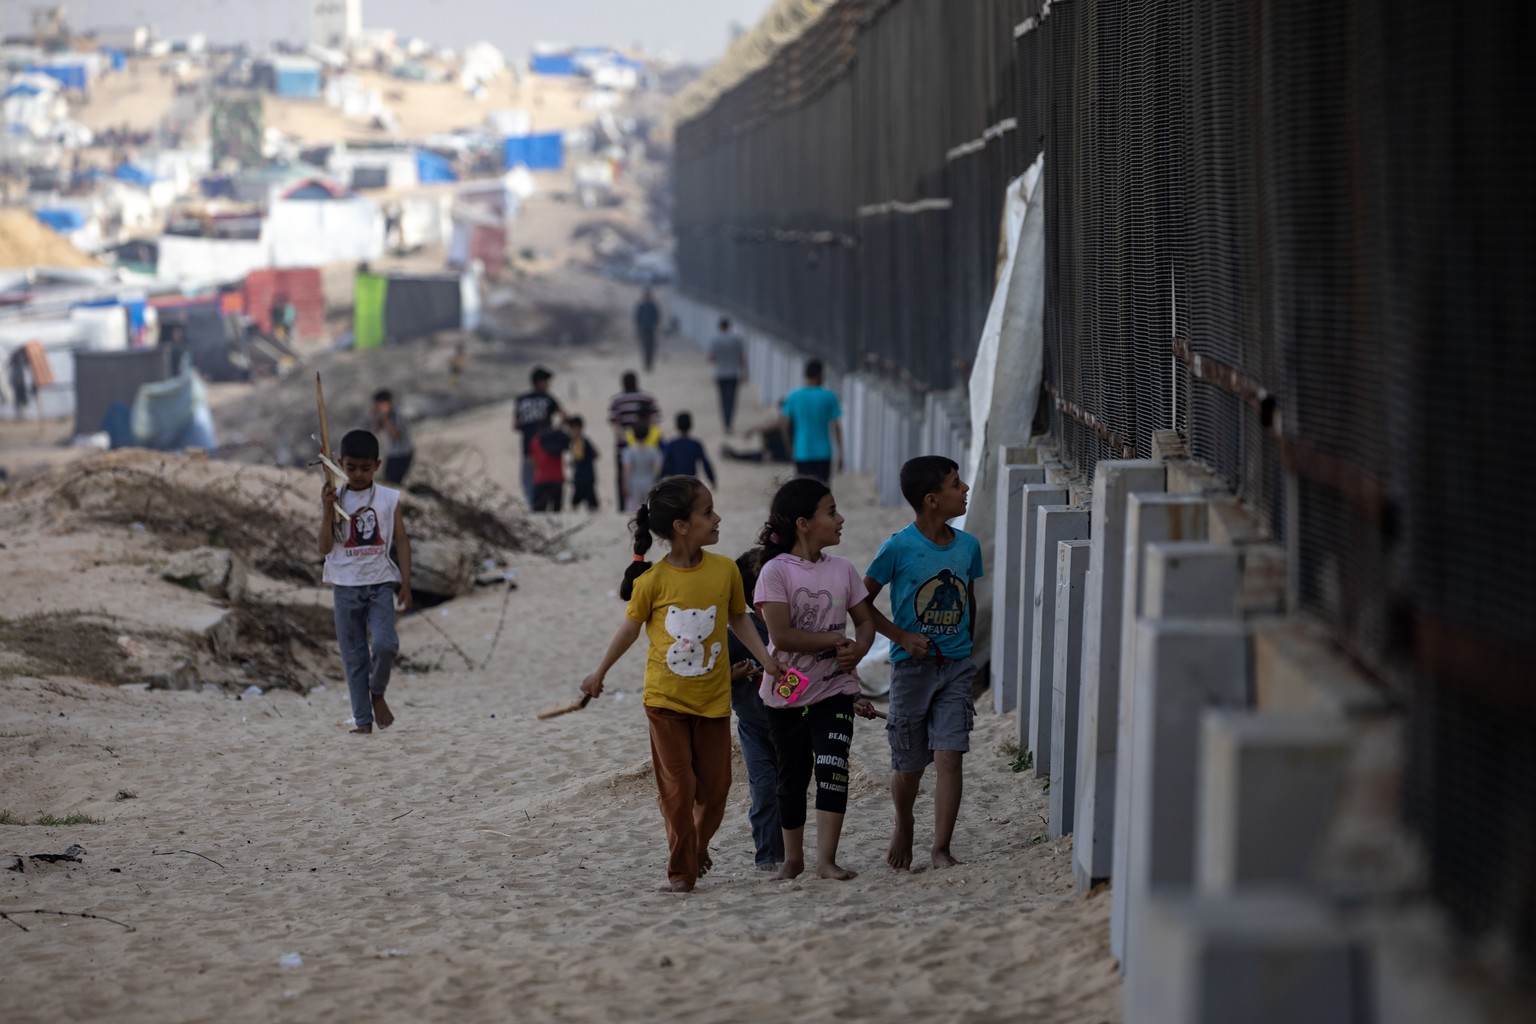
[1026, 504, 1088, 764]
[1110, 498, 1216, 961]
[1197, 709, 1351, 892]
[1012, 484, 1068, 722]
[1050, 539, 1091, 838]
[988, 463, 1048, 716]
[1127, 893, 1373, 1024]
[1074, 459, 1165, 890]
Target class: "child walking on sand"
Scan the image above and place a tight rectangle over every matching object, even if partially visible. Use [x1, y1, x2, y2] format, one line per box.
[319, 429, 413, 734]
[755, 477, 878, 880]
[580, 476, 782, 892]
[863, 456, 984, 870]
[726, 548, 783, 871]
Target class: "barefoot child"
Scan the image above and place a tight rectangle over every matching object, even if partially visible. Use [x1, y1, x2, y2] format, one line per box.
[862, 456, 983, 870]
[755, 478, 879, 881]
[318, 429, 413, 734]
[580, 476, 782, 892]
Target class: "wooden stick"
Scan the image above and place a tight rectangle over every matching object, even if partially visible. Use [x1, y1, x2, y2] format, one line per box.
[315, 372, 343, 525]
[536, 694, 592, 720]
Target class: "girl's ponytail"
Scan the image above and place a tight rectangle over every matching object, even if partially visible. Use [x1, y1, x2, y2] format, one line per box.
[620, 503, 654, 600]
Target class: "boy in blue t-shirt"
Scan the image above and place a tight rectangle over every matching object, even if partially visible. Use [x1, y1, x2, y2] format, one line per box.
[863, 455, 984, 872]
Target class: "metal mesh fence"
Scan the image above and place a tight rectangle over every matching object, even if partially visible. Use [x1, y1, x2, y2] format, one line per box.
[675, 0, 1534, 961]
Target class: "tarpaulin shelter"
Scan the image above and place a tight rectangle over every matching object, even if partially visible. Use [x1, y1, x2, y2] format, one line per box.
[352, 269, 479, 349]
[415, 149, 457, 183]
[502, 132, 562, 171]
[112, 161, 157, 187]
[530, 53, 578, 76]
[27, 58, 92, 92]
[149, 295, 244, 381]
[73, 345, 171, 437]
[271, 57, 322, 100]
[35, 207, 87, 233]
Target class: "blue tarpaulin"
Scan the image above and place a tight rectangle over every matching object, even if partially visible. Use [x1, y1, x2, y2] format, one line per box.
[502, 132, 563, 171]
[272, 58, 322, 99]
[530, 54, 578, 76]
[113, 162, 157, 186]
[36, 207, 87, 232]
[99, 48, 127, 71]
[27, 61, 88, 91]
[415, 149, 457, 183]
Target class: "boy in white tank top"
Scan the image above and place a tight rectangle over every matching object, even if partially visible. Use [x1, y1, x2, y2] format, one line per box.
[319, 429, 413, 733]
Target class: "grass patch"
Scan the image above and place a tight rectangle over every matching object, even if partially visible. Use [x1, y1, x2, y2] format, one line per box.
[1009, 748, 1033, 773]
[0, 811, 102, 826]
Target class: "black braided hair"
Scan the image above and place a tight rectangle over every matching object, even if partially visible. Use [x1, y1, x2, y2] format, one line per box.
[756, 476, 830, 564]
[619, 475, 705, 600]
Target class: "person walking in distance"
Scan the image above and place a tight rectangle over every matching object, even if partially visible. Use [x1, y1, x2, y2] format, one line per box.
[780, 359, 843, 483]
[634, 288, 661, 373]
[708, 317, 746, 434]
[607, 371, 659, 511]
[513, 366, 563, 508]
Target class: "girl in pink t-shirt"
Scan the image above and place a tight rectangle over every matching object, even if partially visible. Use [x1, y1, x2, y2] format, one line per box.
[754, 477, 878, 880]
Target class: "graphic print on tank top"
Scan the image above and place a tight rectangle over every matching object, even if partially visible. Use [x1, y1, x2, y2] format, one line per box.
[343, 505, 386, 558]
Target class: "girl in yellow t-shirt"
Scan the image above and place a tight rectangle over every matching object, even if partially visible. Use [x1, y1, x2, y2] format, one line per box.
[581, 475, 783, 893]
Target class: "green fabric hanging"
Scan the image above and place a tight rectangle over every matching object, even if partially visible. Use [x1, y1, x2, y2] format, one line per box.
[353, 273, 387, 350]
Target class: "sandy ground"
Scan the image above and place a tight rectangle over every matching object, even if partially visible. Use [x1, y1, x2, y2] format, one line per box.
[0, 325, 1120, 1023]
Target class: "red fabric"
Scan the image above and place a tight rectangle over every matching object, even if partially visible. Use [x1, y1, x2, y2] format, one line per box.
[531, 438, 564, 485]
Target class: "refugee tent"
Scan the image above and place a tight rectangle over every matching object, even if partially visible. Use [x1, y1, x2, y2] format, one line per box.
[329, 146, 418, 190]
[416, 149, 456, 183]
[113, 161, 157, 187]
[74, 345, 171, 437]
[352, 268, 478, 349]
[271, 57, 322, 100]
[502, 132, 562, 171]
[267, 180, 383, 266]
[34, 206, 86, 233]
[484, 109, 532, 137]
[530, 53, 578, 77]
[149, 296, 245, 381]
[27, 56, 95, 92]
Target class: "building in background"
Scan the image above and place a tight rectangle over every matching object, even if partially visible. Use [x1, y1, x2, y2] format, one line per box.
[310, 0, 362, 51]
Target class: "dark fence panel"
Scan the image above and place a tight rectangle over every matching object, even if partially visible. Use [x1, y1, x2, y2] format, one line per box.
[677, 0, 1533, 961]
[674, 0, 1034, 393]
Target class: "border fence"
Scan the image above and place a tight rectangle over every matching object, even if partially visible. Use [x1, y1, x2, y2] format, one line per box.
[674, 0, 1533, 966]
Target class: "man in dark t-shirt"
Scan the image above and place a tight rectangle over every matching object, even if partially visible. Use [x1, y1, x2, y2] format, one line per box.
[513, 366, 562, 507]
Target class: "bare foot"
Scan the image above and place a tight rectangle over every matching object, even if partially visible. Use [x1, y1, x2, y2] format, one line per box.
[658, 880, 694, 893]
[776, 859, 805, 880]
[887, 822, 914, 870]
[697, 848, 713, 876]
[349, 724, 373, 734]
[931, 849, 964, 870]
[371, 694, 394, 729]
[817, 862, 858, 880]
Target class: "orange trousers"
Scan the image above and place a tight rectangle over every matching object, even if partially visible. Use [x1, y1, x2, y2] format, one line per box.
[645, 706, 733, 885]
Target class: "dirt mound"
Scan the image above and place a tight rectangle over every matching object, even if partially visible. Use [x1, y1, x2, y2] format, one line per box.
[0, 209, 102, 270]
[1, 448, 561, 692]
